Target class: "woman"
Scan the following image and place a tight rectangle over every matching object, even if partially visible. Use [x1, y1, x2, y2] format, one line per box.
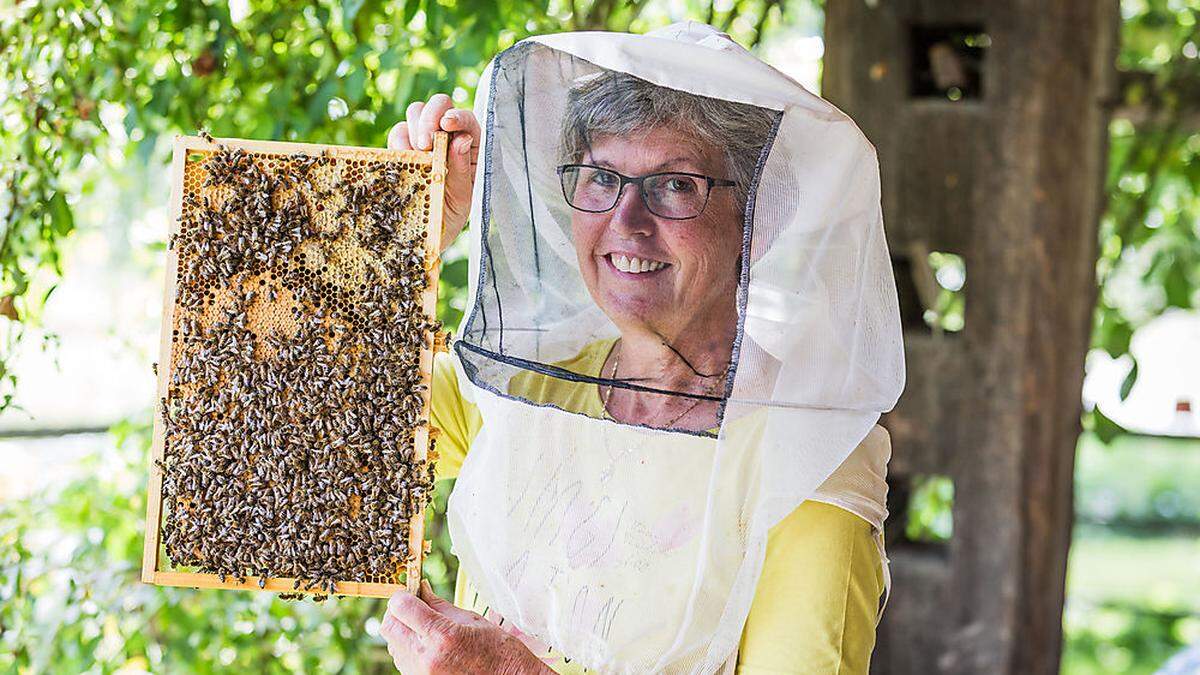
[378, 22, 904, 674]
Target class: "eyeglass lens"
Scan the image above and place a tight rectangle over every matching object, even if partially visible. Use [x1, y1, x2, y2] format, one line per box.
[560, 166, 710, 219]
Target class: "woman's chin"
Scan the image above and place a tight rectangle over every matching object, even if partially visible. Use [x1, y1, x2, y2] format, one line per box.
[599, 291, 672, 330]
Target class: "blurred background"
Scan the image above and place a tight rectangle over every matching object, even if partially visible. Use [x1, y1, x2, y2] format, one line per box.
[0, 1, 1195, 673]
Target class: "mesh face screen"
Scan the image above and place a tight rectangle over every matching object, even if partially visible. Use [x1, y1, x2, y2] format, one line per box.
[145, 135, 446, 598]
[453, 45, 784, 439]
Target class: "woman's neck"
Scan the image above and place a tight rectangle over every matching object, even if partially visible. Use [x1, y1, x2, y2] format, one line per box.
[612, 326, 733, 393]
[601, 311, 737, 430]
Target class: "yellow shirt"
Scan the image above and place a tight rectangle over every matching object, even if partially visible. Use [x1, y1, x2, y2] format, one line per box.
[430, 342, 884, 674]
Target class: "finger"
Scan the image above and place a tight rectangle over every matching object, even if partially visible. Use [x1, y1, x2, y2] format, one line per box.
[502, 622, 550, 656]
[387, 121, 413, 151]
[380, 612, 419, 646]
[440, 108, 482, 141]
[448, 133, 475, 170]
[442, 111, 481, 167]
[483, 607, 512, 631]
[380, 614, 421, 672]
[419, 579, 487, 625]
[417, 94, 455, 151]
[440, 132, 475, 243]
[483, 607, 549, 655]
[405, 101, 426, 150]
[387, 588, 446, 637]
[437, 109, 466, 132]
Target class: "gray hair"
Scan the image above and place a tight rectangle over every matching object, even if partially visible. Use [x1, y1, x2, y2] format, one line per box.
[559, 69, 777, 213]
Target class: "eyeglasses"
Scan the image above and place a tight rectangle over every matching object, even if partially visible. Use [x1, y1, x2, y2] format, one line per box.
[556, 163, 737, 221]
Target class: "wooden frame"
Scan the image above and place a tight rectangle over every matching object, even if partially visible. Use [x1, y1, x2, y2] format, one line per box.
[142, 132, 449, 598]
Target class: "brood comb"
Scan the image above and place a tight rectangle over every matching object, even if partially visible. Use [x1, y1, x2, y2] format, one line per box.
[142, 132, 451, 599]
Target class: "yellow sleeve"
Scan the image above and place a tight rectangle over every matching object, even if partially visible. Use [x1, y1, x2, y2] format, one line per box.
[737, 501, 884, 674]
[429, 352, 483, 481]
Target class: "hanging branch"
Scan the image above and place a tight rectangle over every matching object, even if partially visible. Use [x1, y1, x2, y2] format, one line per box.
[750, 0, 783, 48]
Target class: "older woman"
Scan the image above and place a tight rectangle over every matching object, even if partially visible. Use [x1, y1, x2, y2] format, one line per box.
[378, 22, 902, 675]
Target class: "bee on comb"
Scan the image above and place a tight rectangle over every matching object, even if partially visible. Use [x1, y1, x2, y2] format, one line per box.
[144, 131, 451, 599]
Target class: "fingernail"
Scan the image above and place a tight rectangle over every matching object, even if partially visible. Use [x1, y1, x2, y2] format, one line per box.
[421, 134, 431, 149]
[458, 136, 473, 154]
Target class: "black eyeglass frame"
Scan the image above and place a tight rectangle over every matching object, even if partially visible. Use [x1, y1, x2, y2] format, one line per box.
[555, 163, 738, 221]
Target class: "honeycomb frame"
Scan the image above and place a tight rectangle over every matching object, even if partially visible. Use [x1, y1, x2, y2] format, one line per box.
[141, 132, 449, 599]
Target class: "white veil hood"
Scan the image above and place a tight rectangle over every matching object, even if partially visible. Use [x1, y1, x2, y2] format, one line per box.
[444, 20, 906, 674]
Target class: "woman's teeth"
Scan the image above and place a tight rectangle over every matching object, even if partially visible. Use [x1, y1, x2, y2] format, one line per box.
[609, 254, 668, 274]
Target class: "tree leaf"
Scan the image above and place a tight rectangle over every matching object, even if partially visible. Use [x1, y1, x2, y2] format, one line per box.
[403, 0, 422, 25]
[1089, 406, 1127, 445]
[48, 192, 74, 236]
[1096, 311, 1134, 358]
[1119, 357, 1138, 401]
[343, 0, 367, 31]
[1163, 264, 1192, 309]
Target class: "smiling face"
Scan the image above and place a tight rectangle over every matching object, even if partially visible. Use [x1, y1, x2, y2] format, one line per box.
[570, 126, 744, 344]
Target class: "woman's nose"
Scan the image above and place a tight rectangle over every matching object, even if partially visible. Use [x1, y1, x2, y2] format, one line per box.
[607, 184, 655, 238]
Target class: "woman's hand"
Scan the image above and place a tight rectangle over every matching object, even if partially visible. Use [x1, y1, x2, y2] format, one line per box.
[380, 579, 555, 675]
[387, 94, 480, 253]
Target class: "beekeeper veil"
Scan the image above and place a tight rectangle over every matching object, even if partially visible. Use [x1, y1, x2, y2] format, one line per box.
[444, 20, 905, 674]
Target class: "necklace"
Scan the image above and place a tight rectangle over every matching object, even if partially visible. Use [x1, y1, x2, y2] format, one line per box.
[600, 339, 731, 430]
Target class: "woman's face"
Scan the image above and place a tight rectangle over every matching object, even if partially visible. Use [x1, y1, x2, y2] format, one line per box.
[570, 126, 743, 342]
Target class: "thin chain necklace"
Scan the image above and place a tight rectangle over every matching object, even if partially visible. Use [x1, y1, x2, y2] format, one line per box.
[600, 339, 730, 430]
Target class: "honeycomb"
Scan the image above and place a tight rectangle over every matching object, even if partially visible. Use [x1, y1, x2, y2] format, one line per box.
[146, 133, 445, 599]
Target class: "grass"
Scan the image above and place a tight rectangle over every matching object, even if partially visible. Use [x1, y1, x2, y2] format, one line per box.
[1061, 432, 1200, 674]
[1067, 529, 1200, 614]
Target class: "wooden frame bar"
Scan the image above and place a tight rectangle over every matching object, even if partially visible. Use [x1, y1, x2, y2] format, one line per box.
[142, 132, 449, 599]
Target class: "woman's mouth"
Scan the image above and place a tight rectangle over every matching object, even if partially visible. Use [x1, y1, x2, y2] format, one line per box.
[605, 253, 671, 275]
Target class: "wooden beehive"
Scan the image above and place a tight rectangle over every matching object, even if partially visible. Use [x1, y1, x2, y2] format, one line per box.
[142, 132, 450, 598]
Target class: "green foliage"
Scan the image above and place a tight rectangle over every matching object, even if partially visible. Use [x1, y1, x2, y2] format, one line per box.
[1067, 528, 1200, 615]
[1088, 0, 1200, 437]
[1, 420, 349, 672]
[1062, 530, 1200, 673]
[1063, 600, 1199, 675]
[903, 474, 954, 543]
[0, 414, 461, 673]
[436, 242, 470, 332]
[1075, 431, 1200, 532]
[924, 251, 965, 333]
[1062, 432, 1200, 674]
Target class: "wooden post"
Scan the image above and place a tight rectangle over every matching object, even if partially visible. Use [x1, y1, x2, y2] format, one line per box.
[823, 2, 1119, 672]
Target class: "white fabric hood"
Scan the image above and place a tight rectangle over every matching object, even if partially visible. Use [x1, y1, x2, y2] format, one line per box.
[444, 20, 906, 674]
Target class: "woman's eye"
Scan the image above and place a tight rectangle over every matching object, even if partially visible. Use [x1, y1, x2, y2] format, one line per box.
[590, 171, 617, 187]
[666, 177, 696, 193]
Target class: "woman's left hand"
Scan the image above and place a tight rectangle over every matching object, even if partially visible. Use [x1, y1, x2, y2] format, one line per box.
[380, 580, 555, 675]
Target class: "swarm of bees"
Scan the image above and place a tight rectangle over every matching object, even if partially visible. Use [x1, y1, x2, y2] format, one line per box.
[155, 130, 440, 598]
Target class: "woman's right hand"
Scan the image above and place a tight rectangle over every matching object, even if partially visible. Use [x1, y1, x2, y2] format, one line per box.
[388, 93, 480, 252]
